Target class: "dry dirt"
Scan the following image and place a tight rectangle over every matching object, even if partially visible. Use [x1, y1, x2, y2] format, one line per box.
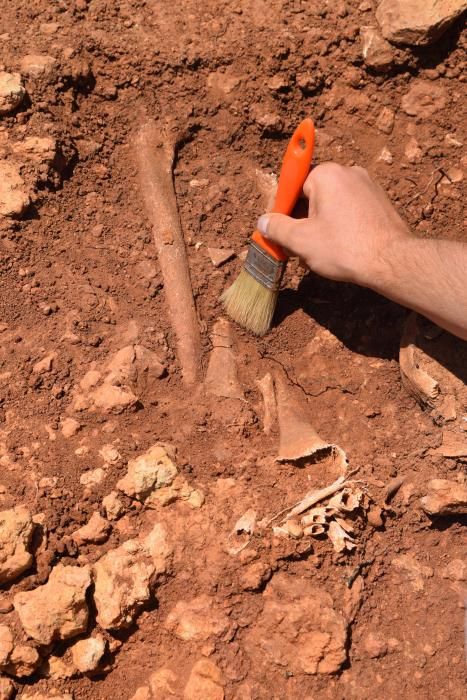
[0, 1, 466, 699]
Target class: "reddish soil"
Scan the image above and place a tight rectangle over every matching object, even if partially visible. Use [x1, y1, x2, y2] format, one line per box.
[0, 1, 465, 699]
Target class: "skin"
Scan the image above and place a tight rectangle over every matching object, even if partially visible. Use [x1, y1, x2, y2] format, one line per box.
[257, 163, 467, 341]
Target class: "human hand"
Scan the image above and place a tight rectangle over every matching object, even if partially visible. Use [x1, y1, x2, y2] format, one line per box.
[257, 162, 411, 288]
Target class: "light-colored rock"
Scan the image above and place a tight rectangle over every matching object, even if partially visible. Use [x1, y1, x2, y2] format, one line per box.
[20, 54, 57, 79]
[129, 668, 178, 700]
[391, 553, 434, 591]
[3, 644, 40, 677]
[105, 345, 165, 386]
[72, 512, 111, 545]
[0, 71, 25, 115]
[420, 478, 467, 516]
[33, 352, 57, 374]
[441, 559, 466, 581]
[71, 634, 106, 673]
[61, 418, 81, 438]
[13, 136, 57, 165]
[81, 383, 138, 414]
[246, 573, 348, 674]
[376, 106, 395, 134]
[0, 506, 34, 584]
[360, 26, 394, 70]
[146, 475, 204, 510]
[93, 522, 172, 629]
[102, 491, 125, 520]
[165, 595, 230, 642]
[99, 444, 120, 464]
[0, 161, 30, 218]
[405, 137, 423, 163]
[363, 631, 387, 658]
[401, 80, 447, 118]
[184, 660, 224, 700]
[14, 564, 91, 645]
[378, 146, 394, 164]
[376, 0, 467, 46]
[21, 694, 73, 700]
[45, 654, 76, 680]
[79, 468, 105, 488]
[117, 444, 178, 501]
[0, 676, 14, 699]
[0, 625, 13, 665]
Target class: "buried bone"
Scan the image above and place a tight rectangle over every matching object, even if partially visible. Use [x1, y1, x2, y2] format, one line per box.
[205, 318, 244, 399]
[256, 372, 277, 434]
[274, 371, 347, 468]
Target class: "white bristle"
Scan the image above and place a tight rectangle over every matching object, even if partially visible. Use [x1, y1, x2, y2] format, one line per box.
[221, 268, 279, 336]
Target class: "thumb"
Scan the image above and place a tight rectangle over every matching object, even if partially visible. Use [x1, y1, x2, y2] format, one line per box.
[257, 213, 308, 258]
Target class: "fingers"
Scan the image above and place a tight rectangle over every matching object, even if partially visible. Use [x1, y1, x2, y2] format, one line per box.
[257, 213, 310, 258]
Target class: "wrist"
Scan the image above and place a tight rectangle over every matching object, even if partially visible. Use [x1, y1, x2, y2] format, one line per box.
[362, 228, 414, 295]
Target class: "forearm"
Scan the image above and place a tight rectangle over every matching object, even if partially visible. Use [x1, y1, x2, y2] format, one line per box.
[370, 237, 467, 341]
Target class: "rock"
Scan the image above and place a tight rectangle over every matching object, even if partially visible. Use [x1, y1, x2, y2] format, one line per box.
[405, 137, 423, 163]
[376, 0, 467, 46]
[129, 668, 178, 700]
[0, 506, 34, 584]
[79, 468, 105, 488]
[0, 676, 14, 699]
[420, 478, 467, 516]
[20, 54, 57, 79]
[33, 352, 57, 374]
[102, 491, 125, 520]
[363, 631, 387, 658]
[0, 71, 25, 115]
[93, 522, 172, 629]
[401, 80, 447, 118]
[441, 559, 466, 581]
[206, 248, 235, 268]
[14, 564, 91, 645]
[116, 444, 178, 501]
[184, 660, 224, 700]
[0, 626, 13, 666]
[61, 418, 81, 438]
[21, 694, 73, 700]
[376, 106, 395, 134]
[391, 554, 433, 591]
[146, 475, 205, 510]
[105, 345, 165, 386]
[240, 562, 272, 591]
[81, 383, 139, 414]
[13, 137, 57, 165]
[165, 595, 230, 642]
[246, 573, 348, 674]
[0, 161, 30, 218]
[45, 654, 76, 680]
[360, 26, 394, 71]
[71, 634, 106, 673]
[99, 444, 121, 464]
[72, 512, 111, 545]
[378, 146, 394, 164]
[2, 644, 40, 677]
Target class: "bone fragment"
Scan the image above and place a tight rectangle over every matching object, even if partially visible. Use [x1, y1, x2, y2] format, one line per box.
[205, 318, 244, 399]
[256, 372, 277, 434]
[399, 313, 439, 407]
[135, 121, 201, 385]
[328, 520, 356, 553]
[274, 371, 347, 468]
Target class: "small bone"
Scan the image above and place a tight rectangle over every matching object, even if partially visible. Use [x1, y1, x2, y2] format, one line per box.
[227, 508, 257, 555]
[256, 372, 277, 435]
[303, 523, 326, 537]
[328, 520, 356, 553]
[399, 313, 439, 408]
[205, 318, 244, 399]
[328, 488, 362, 513]
[267, 475, 348, 526]
[300, 507, 329, 527]
[335, 517, 355, 534]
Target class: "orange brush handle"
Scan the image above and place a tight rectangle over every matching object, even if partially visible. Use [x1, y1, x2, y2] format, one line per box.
[251, 118, 315, 262]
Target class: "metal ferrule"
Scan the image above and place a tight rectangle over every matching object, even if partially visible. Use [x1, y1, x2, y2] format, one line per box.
[244, 241, 285, 291]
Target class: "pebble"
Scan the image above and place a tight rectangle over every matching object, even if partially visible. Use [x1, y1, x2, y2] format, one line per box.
[376, 106, 395, 134]
[20, 54, 57, 79]
[405, 137, 423, 164]
[71, 634, 106, 673]
[401, 80, 447, 118]
[360, 26, 394, 71]
[0, 71, 25, 115]
[207, 247, 235, 268]
[376, 0, 467, 46]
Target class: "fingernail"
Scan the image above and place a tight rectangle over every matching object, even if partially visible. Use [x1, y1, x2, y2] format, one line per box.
[257, 214, 270, 236]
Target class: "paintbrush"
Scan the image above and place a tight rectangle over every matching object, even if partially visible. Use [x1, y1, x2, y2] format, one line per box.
[221, 118, 315, 335]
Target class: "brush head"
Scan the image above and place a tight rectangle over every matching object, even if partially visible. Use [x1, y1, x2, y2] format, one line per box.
[221, 268, 279, 336]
